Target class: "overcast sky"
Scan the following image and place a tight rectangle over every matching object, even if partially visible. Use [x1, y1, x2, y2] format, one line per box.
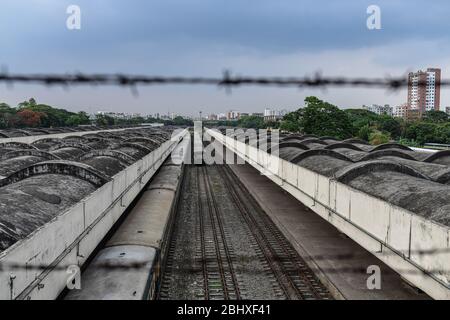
[1, 0, 450, 116]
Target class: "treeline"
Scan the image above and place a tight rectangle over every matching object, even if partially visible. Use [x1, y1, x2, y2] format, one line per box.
[0, 98, 91, 128]
[0, 98, 194, 129]
[95, 114, 193, 127]
[204, 117, 278, 130]
[210, 120, 238, 127]
[279, 96, 450, 146]
[236, 116, 279, 130]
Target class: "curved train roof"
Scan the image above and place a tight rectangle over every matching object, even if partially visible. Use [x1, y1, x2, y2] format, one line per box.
[0, 127, 173, 252]
[233, 131, 450, 227]
[0, 125, 141, 138]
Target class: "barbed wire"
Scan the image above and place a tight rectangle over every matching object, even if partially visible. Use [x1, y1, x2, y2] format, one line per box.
[0, 70, 448, 90]
[0, 247, 449, 273]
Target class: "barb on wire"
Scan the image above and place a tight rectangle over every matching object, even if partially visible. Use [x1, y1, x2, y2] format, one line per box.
[0, 70, 448, 90]
[0, 247, 449, 273]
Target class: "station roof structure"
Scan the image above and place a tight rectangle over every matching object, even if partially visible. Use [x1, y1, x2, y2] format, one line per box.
[226, 130, 450, 227]
[0, 126, 173, 252]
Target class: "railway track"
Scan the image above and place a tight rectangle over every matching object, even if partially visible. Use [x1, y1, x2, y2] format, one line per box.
[217, 165, 331, 300]
[159, 164, 332, 300]
[196, 166, 241, 299]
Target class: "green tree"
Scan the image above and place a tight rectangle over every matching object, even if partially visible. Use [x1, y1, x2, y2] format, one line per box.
[280, 119, 300, 132]
[19, 101, 76, 127]
[377, 115, 402, 139]
[0, 103, 16, 128]
[357, 124, 372, 141]
[300, 96, 352, 139]
[238, 115, 265, 129]
[405, 122, 437, 145]
[265, 120, 279, 129]
[369, 130, 390, 145]
[95, 114, 115, 126]
[17, 98, 37, 109]
[172, 116, 194, 126]
[279, 109, 302, 132]
[65, 112, 91, 126]
[423, 110, 449, 123]
[433, 123, 450, 144]
[345, 109, 379, 136]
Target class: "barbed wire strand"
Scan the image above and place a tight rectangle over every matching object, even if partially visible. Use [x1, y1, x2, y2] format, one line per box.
[0, 247, 449, 272]
[1, 71, 450, 90]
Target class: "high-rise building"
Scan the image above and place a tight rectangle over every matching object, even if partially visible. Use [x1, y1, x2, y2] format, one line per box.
[407, 68, 441, 117]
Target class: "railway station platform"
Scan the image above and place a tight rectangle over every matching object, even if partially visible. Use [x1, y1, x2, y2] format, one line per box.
[229, 163, 430, 300]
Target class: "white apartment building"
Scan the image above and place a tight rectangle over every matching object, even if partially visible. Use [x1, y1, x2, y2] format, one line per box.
[226, 110, 240, 120]
[393, 103, 408, 118]
[363, 104, 393, 116]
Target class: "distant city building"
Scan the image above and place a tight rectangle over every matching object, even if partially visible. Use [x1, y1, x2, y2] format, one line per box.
[393, 103, 408, 119]
[363, 104, 393, 116]
[227, 110, 240, 120]
[207, 114, 217, 120]
[251, 112, 264, 117]
[96, 111, 142, 119]
[218, 113, 227, 120]
[263, 108, 287, 122]
[407, 68, 441, 118]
